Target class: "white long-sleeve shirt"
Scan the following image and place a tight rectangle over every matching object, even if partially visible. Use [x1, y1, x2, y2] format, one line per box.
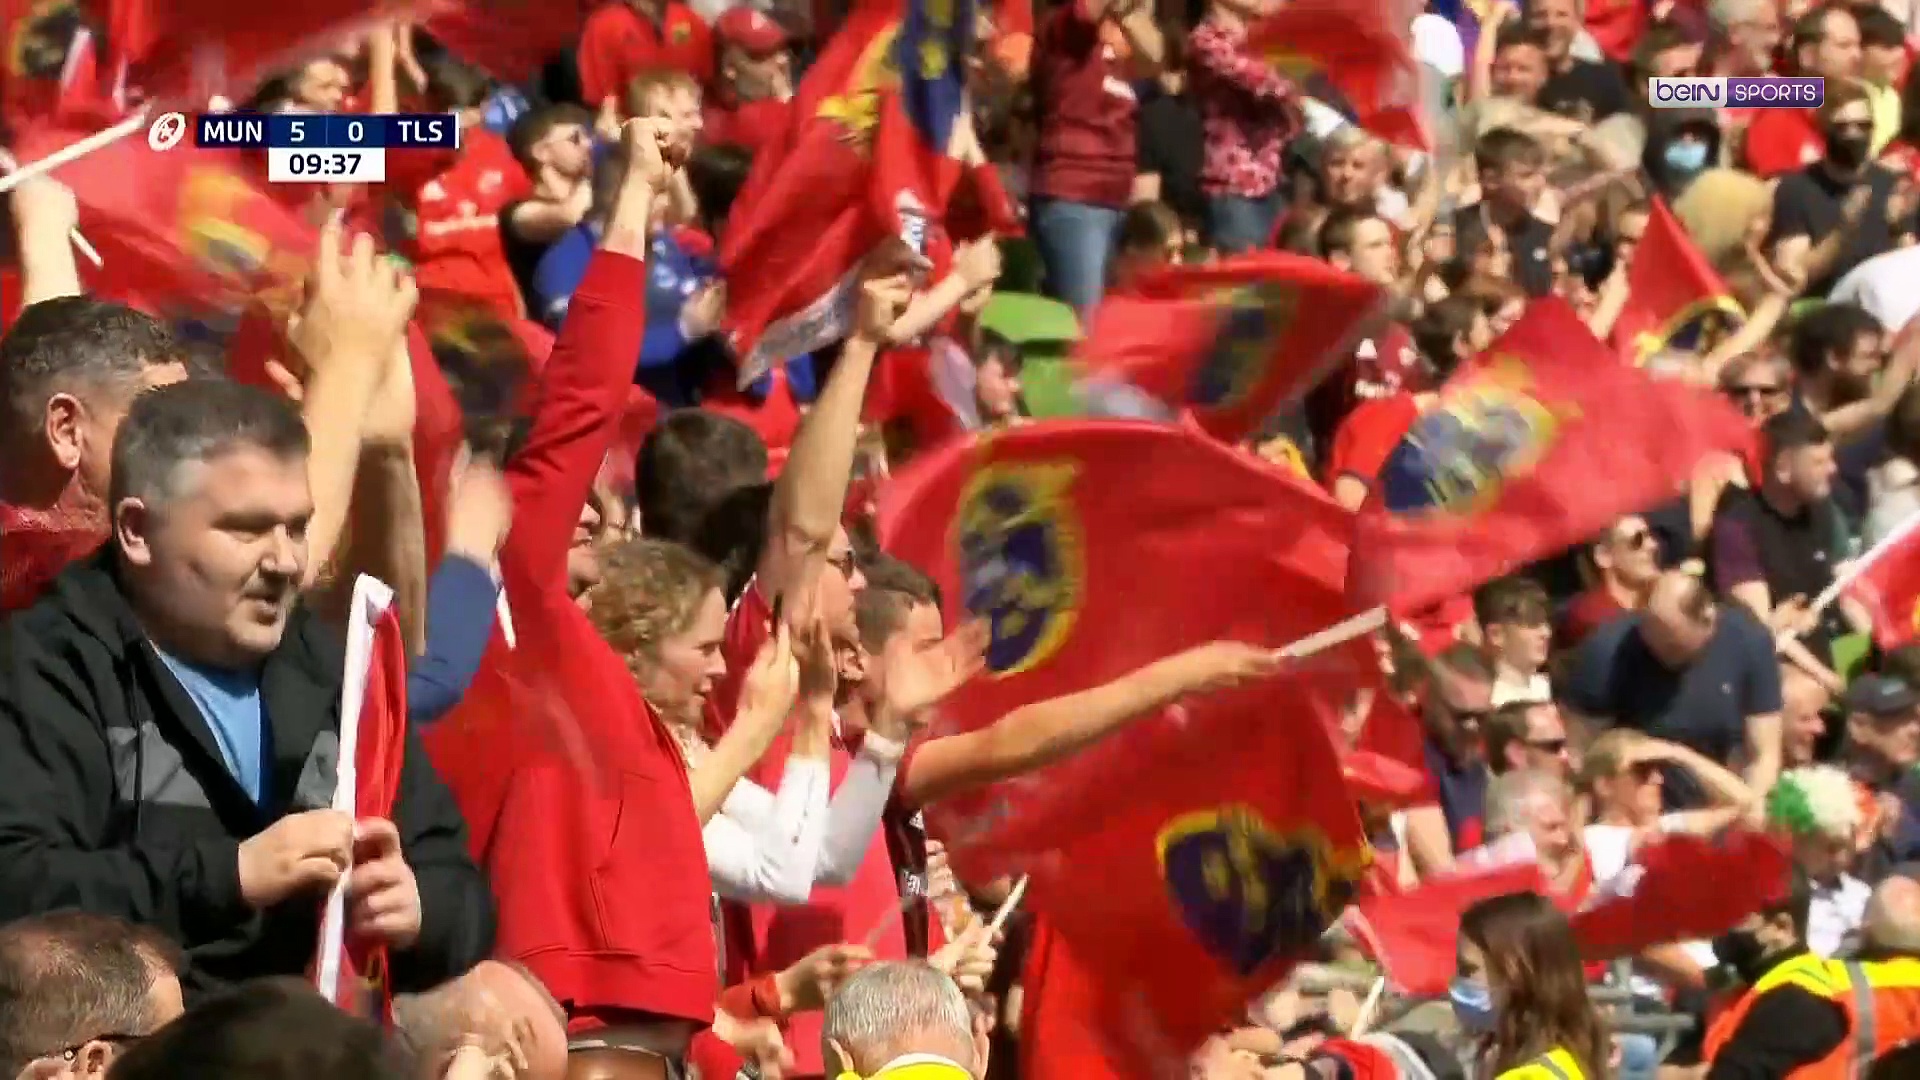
[702, 736, 903, 904]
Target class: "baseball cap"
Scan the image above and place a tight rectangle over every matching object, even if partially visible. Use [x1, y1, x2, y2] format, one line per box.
[1846, 674, 1920, 717]
[716, 8, 788, 57]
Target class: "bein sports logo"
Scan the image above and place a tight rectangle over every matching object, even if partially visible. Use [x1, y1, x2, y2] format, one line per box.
[148, 112, 189, 152]
[1648, 76, 1824, 109]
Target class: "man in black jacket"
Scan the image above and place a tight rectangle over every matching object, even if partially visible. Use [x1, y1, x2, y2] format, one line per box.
[0, 378, 494, 997]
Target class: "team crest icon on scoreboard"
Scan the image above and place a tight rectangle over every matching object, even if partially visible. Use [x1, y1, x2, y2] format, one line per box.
[148, 112, 189, 152]
[955, 461, 1083, 676]
[1378, 356, 1577, 517]
[1191, 283, 1297, 410]
[1157, 806, 1369, 976]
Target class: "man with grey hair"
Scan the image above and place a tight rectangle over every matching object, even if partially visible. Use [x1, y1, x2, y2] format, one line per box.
[822, 962, 987, 1079]
[1473, 768, 1588, 897]
[0, 379, 492, 998]
[0, 296, 190, 612]
[0, 910, 185, 1079]
[1707, 0, 1784, 77]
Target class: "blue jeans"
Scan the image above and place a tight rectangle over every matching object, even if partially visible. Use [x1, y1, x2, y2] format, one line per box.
[1207, 190, 1283, 255]
[1031, 197, 1123, 316]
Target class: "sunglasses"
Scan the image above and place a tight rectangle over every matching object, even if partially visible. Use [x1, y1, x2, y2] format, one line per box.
[827, 549, 858, 579]
[1725, 383, 1785, 399]
[1626, 760, 1662, 782]
[1617, 527, 1656, 550]
[1527, 737, 1569, 754]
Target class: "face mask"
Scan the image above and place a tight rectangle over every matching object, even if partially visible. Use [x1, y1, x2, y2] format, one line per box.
[1712, 929, 1770, 981]
[1828, 133, 1873, 169]
[1449, 975, 1496, 1034]
[1663, 139, 1709, 175]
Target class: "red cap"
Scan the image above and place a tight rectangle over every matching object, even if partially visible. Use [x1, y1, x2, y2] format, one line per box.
[716, 8, 788, 57]
[1317, 1038, 1401, 1080]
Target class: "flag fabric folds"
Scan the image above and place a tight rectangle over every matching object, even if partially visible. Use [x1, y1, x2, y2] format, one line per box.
[313, 576, 410, 1023]
[1570, 829, 1793, 964]
[721, 0, 976, 385]
[1249, 0, 1428, 150]
[1608, 198, 1743, 366]
[423, 0, 582, 84]
[1350, 299, 1751, 614]
[1845, 515, 1920, 651]
[1075, 253, 1384, 445]
[1347, 858, 1546, 994]
[876, 419, 1362, 877]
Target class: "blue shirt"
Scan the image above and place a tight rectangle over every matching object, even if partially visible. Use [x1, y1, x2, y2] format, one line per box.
[530, 223, 818, 407]
[156, 649, 271, 804]
[409, 555, 501, 726]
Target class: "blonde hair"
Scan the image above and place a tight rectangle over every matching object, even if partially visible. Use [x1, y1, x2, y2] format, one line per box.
[625, 68, 700, 119]
[1671, 168, 1772, 271]
[587, 537, 724, 671]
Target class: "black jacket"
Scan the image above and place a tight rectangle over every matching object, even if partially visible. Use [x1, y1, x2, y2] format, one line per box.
[0, 550, 495, 997]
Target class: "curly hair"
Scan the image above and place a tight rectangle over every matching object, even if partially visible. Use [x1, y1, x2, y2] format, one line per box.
[587, 538, 725, 677]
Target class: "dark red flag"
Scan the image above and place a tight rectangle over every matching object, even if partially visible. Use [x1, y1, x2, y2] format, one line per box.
[1608, 198, 1742, 366]
[876, 420, 1363, 880]
[1570, 828, 1792, 963]
[1845, 519, 1920, 651]
[1250, 0, 1428, 150]
[1351, 299, 1751, 614]
[1076, 253, 1385, 445]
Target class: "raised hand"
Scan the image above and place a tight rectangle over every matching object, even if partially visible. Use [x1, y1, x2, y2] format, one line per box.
[882, 620, 989, 722]
[290, 217, 418, 380]
[237, 808, 354, 909]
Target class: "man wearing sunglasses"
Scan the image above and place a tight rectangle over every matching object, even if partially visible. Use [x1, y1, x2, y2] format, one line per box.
[1560, 515, 1664, 651]
[1770, 80, 1907, 298]
[1402, 643, 1498, 878]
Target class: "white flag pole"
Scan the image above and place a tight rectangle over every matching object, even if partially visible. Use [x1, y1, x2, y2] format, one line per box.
[0, 112, 146, 197]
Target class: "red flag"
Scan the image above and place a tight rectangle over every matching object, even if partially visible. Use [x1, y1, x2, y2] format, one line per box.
[1570, 829, 1792, 964]
[721, 0, 975, 385]
[1608, 198, 1743, 367]
[19, 128, 316, 318]
[1020, 686, 1372, 1077]
[0, 499, 106, 614]
[876, 420, 1363, 879]
[423, 0, 582, 84]
[1347, 859, 1547, 995]
[1076, 253, 1385, 445]
[1845, 519, 1920, 651]
[314, 575, 410, 1023]
[1250, 0, 1428, 150]
[1350, 299, 1751, 614]
[97, 0, 429, 105]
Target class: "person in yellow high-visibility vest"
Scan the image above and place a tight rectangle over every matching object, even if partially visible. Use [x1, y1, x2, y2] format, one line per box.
[1455, 891, 1609, 1080]
[1705, 875, 1920, 1079]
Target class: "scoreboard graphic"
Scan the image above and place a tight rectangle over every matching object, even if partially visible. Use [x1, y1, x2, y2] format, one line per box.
[149, 111, 463, 184]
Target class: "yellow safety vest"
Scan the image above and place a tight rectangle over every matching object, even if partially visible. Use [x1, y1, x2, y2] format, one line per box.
[1496, 1047, 1588, 1080]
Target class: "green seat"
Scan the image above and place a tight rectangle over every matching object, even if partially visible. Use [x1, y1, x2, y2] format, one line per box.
[978, 292, 1083, 419]
[1832, 631, 1873, 685]
[978, 291, 1080, 347]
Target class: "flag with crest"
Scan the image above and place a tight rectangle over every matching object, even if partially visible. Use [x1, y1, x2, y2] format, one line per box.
[1250, 0, 1428, 150]
[721, 0, 976, 385]
[1076, 253, 1383, 444]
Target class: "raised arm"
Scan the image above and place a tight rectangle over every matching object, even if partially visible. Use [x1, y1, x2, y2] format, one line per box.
[499, 120, 668, 590]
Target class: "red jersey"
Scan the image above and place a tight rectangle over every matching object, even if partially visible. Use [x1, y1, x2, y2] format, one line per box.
[403, 131, 533, 320]
[1029, 0, 1138, 207]
[1020, 918, 1125, 1080]
[1324, 392, 1421, 491]
[424, 251, 717, 1027]
[0, 497, 107, 614]
[577, 1, 714, 109]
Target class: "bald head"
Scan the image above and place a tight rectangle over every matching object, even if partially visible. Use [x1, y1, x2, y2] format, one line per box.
[1864, 877, 1920, 955]
[394, 962, 567, 1080]
[1641, 571, 1718, 663]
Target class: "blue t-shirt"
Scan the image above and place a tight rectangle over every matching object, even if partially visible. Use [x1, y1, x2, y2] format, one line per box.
[156, 649, 271, 804]
[1561, 605, 1783, 808]
[530, 223, 818, 407]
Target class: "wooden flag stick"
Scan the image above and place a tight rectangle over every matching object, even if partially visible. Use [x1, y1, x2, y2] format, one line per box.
[1277, 606, 1388, 661]
[0, 112, 146, 197]
[0, 148, 103, 266]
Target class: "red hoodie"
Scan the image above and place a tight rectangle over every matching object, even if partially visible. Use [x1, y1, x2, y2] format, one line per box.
[422, 251, 715, 1028]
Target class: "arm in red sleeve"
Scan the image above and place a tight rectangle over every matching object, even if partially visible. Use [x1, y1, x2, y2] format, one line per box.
[499, 251, 650, 590]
